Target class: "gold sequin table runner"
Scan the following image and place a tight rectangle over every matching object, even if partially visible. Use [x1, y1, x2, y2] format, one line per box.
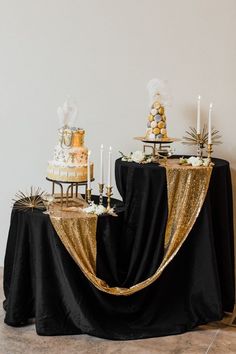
[50, 159, 212, 296]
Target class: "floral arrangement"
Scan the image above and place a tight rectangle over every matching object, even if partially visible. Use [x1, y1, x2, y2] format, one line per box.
[179, 156, 212, 167]
[119, 151, 153, 164]
[83, 202, 117, 216]
[83, 202, 106, 215]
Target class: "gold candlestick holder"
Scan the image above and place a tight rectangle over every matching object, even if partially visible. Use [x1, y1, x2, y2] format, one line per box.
[98, 183, 104, 205]
[106, 186, 113, 211]
[86, 188, 92, 204]
[207, 143, 213, 162]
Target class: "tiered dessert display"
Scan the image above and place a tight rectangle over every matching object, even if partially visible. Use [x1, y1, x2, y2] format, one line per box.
[45, 99, 115, 213]
[47, 128, 94, 183]
[145, 103, 167, 140]
[46, 99, 94, 206]
[135, 79, 177, 161]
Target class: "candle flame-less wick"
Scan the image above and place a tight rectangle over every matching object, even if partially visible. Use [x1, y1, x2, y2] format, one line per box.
[109, 146, 112, 152]
[198, 95, 201, 100]
[209, 102, 213, 109]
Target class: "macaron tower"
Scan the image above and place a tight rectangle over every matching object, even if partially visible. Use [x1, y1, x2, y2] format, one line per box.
[146, 101, 167, 140]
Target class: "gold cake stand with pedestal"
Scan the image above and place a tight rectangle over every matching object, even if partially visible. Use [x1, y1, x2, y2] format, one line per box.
[134, 137, 179, 163]
[46, 177, 95, 208]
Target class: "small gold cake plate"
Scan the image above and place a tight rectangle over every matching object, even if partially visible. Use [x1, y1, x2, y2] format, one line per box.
[134, 136, 180, 163]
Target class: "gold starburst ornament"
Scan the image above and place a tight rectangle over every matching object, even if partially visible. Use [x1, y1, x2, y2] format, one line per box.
[12, 187, 46, 212]
[182, 125, 222, 146]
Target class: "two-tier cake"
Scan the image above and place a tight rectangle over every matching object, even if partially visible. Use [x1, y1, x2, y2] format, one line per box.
[47, 99, 94, 182]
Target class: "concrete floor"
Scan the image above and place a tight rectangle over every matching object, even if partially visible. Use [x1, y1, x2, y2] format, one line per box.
[0, 268, 236, 354]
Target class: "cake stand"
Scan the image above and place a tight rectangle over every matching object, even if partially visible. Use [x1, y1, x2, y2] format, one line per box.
[134, 137, 179, 163]
[46, 177, 95, 208]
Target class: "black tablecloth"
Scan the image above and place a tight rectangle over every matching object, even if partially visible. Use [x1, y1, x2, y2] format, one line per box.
[3, 158, 235, 339]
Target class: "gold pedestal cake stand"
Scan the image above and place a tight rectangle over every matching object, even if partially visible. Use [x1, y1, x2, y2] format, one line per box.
[134, 137, 179, 163]
[46, 177, 95, 208]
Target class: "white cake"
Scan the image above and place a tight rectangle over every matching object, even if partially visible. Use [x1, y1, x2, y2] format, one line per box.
[47, 99, 94, 182]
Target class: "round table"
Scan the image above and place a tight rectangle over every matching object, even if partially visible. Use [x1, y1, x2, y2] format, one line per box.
[3, 158, 235, 339]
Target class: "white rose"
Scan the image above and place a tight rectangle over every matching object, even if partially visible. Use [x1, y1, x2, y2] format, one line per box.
[202, 158, 210, 167]
[96, 205, 106, 215]
[188, 156, 203, 167]
[132, 151, 145, 163]
[83, 202, 96, 214]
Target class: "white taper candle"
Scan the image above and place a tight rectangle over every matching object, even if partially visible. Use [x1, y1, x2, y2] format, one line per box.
[197, 95, 201, 134]
[87, 150, 91, 189]
[107, 146, 112, 187]
[100, 144, 104, 184]
[208, 103, 213, 144]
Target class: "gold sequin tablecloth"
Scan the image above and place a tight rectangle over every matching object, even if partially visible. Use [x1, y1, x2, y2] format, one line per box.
[50, 159, 212, 296]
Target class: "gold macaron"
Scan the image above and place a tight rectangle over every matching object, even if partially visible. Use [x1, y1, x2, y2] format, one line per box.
[158, 107, 164, 115]
[148, 114, 154, 122]
[157, 121, 165, 129]
[153, 127, 160, 135]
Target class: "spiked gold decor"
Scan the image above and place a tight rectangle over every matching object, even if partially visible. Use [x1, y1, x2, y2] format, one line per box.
[12, 187, 46, 212]
[182, 125, 222, 146]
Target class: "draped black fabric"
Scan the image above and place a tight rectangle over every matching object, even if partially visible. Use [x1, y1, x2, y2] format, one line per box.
[3, 158, 235, 339]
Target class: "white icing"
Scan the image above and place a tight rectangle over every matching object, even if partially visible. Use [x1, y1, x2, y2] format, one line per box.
[48, 160, 89, 168]
[51, 143, 88, 167]
[68, 171, 75, 177]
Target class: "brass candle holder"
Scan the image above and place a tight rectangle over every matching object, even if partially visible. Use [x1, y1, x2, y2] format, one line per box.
[106, 185, 113, 211]
[86, 188, 92, 205]
[98, 183, 104, 205]
[207, 143, 213, 162]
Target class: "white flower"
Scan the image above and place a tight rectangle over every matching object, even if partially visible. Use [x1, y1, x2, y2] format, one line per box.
[83, 202, 107, 216]
[187, 156, 203, 167]
[131, 151, 145, 163]
[83, 202, 97, 214]
[202, 158, 211, 167]
[96, 205, 106, 215]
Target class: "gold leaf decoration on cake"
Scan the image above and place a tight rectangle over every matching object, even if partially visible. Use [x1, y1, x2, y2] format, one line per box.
[182, 125, 222, 146]
[12, 187, 46, 212]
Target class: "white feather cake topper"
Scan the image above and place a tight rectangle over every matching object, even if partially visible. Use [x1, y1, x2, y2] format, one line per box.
[57, 97, 78, 128]
[147, 78, 172, 108]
